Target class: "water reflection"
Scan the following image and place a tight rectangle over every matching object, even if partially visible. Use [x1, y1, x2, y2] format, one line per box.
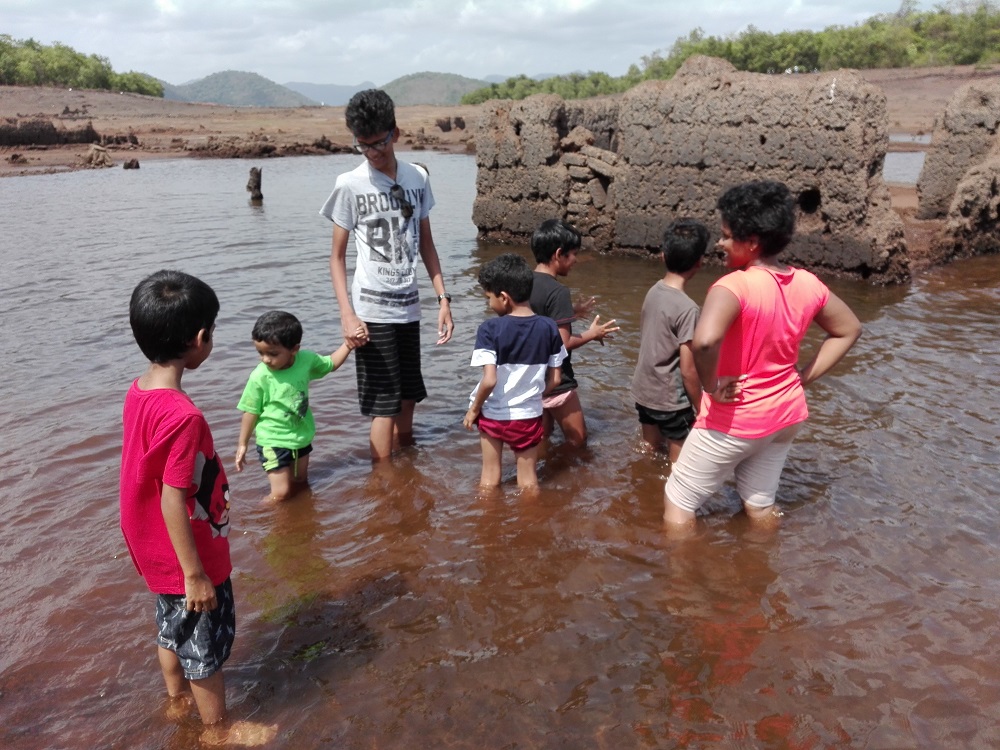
[2, 155, 1000, 748]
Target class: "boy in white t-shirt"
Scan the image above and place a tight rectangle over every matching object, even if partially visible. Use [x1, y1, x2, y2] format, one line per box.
[319, 89, 454, 462]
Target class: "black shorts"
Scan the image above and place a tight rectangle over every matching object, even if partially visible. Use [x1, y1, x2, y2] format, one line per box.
[256, 443, 313, 474]
[155, 578, 235, 680]
[635, 403, 696, 441]
[356, 321, 427, 417]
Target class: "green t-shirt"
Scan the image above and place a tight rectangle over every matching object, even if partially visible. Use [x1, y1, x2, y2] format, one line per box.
[237, 350, 335, 449]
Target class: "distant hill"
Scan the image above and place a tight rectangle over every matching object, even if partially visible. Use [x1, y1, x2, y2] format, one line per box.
[282, 81, 375, 107]
[381, 72, 491, 106]
[156, 70, 489, 108]
[164, 71, 318, 107]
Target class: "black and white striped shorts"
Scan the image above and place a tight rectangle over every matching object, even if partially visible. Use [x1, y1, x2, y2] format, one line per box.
[355, 321, 427, 417]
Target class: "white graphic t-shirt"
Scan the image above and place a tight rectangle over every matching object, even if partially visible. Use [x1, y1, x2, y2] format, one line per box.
[319, 160, 434, 324]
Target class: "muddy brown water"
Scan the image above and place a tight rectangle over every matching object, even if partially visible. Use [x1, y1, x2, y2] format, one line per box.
[2, 153, 999, 749]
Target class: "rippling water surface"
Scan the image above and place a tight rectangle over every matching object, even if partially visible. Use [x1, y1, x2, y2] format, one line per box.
[2, 154, 999, 749]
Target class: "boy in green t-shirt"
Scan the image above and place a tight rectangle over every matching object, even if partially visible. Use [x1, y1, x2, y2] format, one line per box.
[235, 310, 359, 501]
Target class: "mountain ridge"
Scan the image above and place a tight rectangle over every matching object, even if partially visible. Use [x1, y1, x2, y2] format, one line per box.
[160, 71, 490, 107]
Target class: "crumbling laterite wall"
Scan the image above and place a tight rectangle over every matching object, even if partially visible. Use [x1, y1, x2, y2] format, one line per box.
[917, 79, 1000, 219]
[931, 144, 1000, 261]
[473, 56, 908, 283]
[0, 118, 100, 146]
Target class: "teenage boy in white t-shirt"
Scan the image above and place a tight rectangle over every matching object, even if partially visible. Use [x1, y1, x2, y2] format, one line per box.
[319, 89, 454, 461]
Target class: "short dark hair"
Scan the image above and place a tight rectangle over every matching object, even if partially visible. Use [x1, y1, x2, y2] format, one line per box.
[478, 253, 534, 303]
[129, 270, 219, 364]
[717, 180, 796, 256]
[345, 89, 396, 139]
[662, 218, 709, 273]
[530, 219, 581, 264]
[252, 310, 302, 349]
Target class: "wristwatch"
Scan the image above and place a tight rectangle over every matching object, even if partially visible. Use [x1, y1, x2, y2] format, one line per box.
[437, 293, 452, 303]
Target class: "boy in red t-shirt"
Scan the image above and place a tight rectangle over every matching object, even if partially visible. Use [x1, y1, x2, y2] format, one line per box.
[120, 270, 273, 743]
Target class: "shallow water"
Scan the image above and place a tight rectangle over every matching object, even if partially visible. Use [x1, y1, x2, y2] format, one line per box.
[883, 150, 926, 185]
[2, 153, 999, 749]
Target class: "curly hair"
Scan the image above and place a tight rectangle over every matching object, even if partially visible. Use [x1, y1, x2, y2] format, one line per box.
[251, 310, 302, 349]
[717, 180, 796, 256]
[345, 89, 396, 138]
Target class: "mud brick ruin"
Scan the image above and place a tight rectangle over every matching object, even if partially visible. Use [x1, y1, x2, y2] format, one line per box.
[474, 55, 989, 284]
[917, 79, 1000, 263]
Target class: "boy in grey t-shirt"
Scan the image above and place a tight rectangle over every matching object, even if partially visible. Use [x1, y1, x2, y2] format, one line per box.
[631, 219, 708, 461]
[319, 89, 454, 461]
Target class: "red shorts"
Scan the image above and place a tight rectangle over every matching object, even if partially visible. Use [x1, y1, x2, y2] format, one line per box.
[477, 415, 544, 452]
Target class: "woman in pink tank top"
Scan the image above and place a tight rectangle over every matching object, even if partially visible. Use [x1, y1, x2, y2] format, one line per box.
[664, 181, 862, 528]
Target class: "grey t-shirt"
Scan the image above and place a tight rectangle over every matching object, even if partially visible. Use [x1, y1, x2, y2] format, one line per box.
[630, 281, 699, 412]
[319, 160, 434, 324]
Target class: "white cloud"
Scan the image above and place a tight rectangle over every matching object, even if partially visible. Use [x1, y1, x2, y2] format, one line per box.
[0, 0, 932, 86]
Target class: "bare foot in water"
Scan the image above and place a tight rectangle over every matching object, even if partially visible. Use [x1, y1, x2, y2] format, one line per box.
[201, 720, 278, 746]
[165, 692, 196, 721]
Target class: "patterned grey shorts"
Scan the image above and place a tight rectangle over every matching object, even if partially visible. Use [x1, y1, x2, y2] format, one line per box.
[155, 577, 235, 680]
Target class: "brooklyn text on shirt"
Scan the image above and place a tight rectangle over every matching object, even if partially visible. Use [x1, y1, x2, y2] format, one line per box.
[354, 186, 423, 217]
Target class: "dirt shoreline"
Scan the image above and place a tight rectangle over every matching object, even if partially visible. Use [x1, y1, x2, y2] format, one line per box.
[4, 64, 997, 267]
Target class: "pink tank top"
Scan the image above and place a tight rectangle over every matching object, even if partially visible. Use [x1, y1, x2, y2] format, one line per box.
[696, 265, 829, 439]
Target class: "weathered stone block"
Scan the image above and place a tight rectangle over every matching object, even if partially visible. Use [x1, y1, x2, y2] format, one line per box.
[474, 55, 908, 281]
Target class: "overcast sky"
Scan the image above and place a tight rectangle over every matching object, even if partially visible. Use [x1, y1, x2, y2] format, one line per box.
[4, 0, 928, 86]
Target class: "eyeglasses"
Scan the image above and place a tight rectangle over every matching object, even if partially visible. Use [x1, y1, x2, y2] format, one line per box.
[390, 184, 414, 221]
[353, 131, 393, 154]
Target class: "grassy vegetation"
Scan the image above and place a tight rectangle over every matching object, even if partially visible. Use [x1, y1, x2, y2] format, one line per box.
[0, 34, 162, 95]
[461, 1, 1000, 104]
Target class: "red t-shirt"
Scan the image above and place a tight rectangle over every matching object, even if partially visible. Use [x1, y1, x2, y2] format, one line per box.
[696, 265, 829, 439]
[119, 381, 232, 593]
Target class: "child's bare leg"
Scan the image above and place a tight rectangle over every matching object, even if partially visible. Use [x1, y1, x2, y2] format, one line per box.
[541, 409, 555, 439]
[513, 444, 539, 489]
[292, 454, 310, 486]
[641, 424, 664, 452]
[479, 434, 503, 487]
[266, 467, 295, 502]
[667, 438, 685, 463]
[157, 645, 189, 698]
[549, 390, 587, 447]
[189, 670, 227, 726]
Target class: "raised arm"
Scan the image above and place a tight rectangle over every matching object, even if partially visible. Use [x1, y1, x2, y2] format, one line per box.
[329, 339, 358, 371]
[799, 292, 862, 386]
[417, 217, 454, 345]
[561, 314, 620, 352]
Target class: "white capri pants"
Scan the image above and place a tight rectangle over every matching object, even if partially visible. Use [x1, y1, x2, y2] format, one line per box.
[665, 423, 804, 513]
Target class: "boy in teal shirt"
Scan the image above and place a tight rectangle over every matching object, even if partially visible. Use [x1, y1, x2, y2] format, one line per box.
[235, 310, 358, 501]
